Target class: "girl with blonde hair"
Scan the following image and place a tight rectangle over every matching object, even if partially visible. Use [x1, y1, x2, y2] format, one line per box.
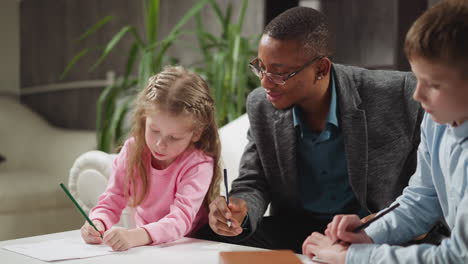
[81, 66, 221, 251]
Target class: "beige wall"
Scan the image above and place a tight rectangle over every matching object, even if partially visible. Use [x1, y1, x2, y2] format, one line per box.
[0, 0, 20, 96]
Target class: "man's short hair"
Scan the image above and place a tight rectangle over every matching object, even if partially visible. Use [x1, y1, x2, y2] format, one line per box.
[405, 0, 468, 73]
[264, 6, 334, 59]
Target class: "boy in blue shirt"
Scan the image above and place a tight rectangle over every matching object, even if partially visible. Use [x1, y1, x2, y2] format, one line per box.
[302, 0, 468, 263]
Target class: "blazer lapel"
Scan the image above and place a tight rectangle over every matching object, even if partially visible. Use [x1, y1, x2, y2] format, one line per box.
[341, 110, 369, 211]
[273, 109, 302, 208]
[334, 65, 370, 212]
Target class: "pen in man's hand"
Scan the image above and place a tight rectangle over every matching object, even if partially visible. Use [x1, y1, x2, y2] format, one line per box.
[332, 203, 400, 245]
[223, 168, 232, 228]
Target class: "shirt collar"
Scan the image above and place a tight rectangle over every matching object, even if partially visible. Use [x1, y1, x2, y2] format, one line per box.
[327, 71, 339, 127]
[451, 119, 468, 142]
[293, 71, 339, 129]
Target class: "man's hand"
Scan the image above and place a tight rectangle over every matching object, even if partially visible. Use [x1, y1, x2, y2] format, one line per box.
[80, 220, 105, 244]
[302, 232, 348, 264]
[208, 196, 247, 236]
[325, 214, 373, 244]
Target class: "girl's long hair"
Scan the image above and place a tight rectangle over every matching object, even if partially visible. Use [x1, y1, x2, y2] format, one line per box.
[125, 66, 221, 207]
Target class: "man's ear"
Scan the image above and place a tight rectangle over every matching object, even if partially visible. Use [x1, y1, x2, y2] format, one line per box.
[317, 57, 332, 77]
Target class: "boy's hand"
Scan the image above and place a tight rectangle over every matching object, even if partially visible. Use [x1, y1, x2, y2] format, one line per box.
[102, 227, 151, 251]
[208, 196, 247, 236]
[81, 220, 105, 244]
[302, 232, 348, 264]
[325, 214, 373, 244]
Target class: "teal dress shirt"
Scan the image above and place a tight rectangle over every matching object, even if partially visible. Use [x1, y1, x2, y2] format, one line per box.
[294, 73, 363, 219]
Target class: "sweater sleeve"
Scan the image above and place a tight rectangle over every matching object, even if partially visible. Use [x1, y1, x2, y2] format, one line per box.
[346, 115, 468, 264]
[347, 195, 468, 264]
[89, 141, 131, 230]
[364, 115, 442, 245]
[141, 160, 214, 245]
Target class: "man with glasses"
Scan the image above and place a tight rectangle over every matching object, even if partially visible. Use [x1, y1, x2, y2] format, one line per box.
[198, 6, 423, 253]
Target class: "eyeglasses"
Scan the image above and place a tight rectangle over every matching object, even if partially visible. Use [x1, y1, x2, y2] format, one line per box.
[248, 55, 324, 85]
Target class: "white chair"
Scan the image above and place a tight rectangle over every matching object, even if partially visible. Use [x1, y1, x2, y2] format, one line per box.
[68, 114, 250, 227]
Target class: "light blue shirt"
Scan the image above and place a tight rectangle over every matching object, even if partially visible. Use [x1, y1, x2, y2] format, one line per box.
[293, 73, 363, 218]
[347, 114, 468, 263]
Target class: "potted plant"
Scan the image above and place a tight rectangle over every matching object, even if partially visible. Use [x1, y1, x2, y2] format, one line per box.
[193, 0, 260, 126]
[62, 0, 210, 152]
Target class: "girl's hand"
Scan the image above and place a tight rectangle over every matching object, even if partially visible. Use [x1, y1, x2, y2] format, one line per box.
[103, 227, 151, 251]
[81, 220, 105, 244]
[302, 232, 348, 264]
[325, 214, 373, 244]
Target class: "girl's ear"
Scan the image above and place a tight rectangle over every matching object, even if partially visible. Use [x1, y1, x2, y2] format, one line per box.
[191, 128, 202, 143]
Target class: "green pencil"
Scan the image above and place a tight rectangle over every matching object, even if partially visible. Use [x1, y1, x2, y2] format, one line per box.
[59, 183, 102, 238]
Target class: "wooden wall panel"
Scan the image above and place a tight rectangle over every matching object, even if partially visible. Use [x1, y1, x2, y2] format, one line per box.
[21, 0, 144, 87]
[321, 0, 428, 70]
[321, 0, 397, 69]
[21, 89, 102, 129]
[396, 0, 427, 71]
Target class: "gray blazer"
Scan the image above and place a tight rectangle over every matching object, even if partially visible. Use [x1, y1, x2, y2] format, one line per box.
[231, 64, 424, 234]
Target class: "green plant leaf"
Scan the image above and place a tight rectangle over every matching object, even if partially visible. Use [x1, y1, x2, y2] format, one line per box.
[78, 16, 113, 41]
[96, 80, 122, 151]
[237, 0, 248, 30]
[138, 50, 153, 86]
[60, 48, 89, 80]
[193, 0, 259, 126]
[230, 35, 241, 101]
[165, 0, 209, 40]
[208, 0, 224, 28]
[195, 14, 210, 60]
[153, 34, 178, 72]
[223, 3, 233, 37]
[198, 31, 223, 48]
[145, 0, 160, 44]
[108, 96, 133, 152]
[90, 25, 135, 71]
[114, 96, 134, 147]
[124, 42, 140, 80]
[144, 29, 194, 54]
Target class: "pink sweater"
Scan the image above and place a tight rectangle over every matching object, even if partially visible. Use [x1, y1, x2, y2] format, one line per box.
[90, 138, 214, 245]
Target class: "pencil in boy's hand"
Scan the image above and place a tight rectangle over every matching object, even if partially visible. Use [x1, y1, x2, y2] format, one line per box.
[223, 169, 232, 228]
[59, 183, 103, 238]
[332, 203, 400, 245]
[353, 203, 400, 232]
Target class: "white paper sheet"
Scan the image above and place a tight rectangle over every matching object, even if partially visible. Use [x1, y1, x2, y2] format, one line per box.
[2, 237, 116, 261]
[311, 256, 329, 263]
[298, 255, 330, 264]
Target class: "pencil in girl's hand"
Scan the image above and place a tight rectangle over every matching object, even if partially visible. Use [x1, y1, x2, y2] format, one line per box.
[223, 169, 232, 228]
[59, 183, 103, 238]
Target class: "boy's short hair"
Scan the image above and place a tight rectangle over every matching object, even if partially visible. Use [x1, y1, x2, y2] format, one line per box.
[405, 0, 468, 73]
[264, 6, 334, 59]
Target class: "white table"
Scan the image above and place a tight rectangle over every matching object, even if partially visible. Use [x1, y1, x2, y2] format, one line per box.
[0, 230, 314, 263]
